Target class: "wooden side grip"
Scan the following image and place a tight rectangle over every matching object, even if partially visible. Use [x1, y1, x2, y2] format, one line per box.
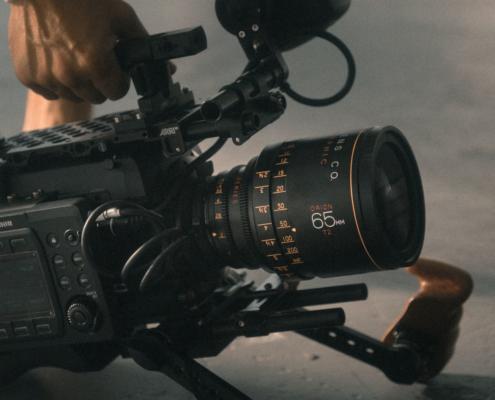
[383, 258, 473, 382]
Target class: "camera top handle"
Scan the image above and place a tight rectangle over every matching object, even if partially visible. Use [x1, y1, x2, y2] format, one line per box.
[115, 27, 207, 121]
[114, 24, 289, 151]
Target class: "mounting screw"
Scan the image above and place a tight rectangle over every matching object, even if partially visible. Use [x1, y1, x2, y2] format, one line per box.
[252, 24, 259, 32]
[103, 159, 115, 171]
[97, 141, 108, 153]
[238, 31, 246, 39]
[175, 147, 182, 153]
[32, 190, 43, 200]
[237, 320, 246, 328]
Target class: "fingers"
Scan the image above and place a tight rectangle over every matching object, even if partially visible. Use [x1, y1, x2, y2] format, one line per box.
[27, 83, 59, 101]
[11, 1, 151, 104]
[382, 258, 474, 382]
[61, 1, 146, 102]
[54, 85, 84, 103]
[111, 1, 148, 39]
[91, 52, 131, 101]
[408, 258, 474, 304]
[71, 81, 107, 105]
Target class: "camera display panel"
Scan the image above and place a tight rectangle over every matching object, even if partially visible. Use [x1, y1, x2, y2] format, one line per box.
[0, 252, 55, 320]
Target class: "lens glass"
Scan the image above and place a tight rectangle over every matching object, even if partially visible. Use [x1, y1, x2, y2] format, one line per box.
[374, 143, 411, 250]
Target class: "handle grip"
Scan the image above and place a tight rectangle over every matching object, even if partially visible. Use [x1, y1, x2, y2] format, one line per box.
[383, 258, 473, 382]
[113, 27, 207, 119]
[115, 26, 207, 70]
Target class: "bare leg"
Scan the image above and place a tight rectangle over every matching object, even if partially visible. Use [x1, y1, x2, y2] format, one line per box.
[23, 90, 92, 131]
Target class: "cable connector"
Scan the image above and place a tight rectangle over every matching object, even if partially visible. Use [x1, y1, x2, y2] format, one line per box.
[100, 208, 122, 220]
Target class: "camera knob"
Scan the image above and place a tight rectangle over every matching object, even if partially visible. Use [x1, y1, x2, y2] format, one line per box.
[67, 298, 100, 333]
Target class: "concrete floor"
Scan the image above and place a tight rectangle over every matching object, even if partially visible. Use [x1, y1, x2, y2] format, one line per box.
[1, 1, 494, 399]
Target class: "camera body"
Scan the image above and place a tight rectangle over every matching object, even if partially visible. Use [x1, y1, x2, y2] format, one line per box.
[0, 114, 234, 386]
[0, 197, 113, 352]
[0, 109, 226, 354]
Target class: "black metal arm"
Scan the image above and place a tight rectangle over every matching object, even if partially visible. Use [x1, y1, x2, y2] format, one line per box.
[124, 273, 424, 400]
[128, 331, 253, 400]
[299, 326, 421, 384]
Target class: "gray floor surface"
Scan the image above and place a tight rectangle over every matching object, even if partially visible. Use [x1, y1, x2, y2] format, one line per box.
[0, 1, 494, 399]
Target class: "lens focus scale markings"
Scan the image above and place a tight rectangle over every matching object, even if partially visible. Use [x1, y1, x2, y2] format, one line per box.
[207, 173, 234, 264]
[270, 143, 306, 275]
[251, 144, 293, 277]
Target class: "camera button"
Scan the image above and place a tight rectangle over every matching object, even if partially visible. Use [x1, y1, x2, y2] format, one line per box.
[13, 325, 30, 338]
[0, 240, 10, 254]
[77, 273, 92, 289]
[0, 329, 8, 340]
[64, 230, 79, 246]
[46, 233, 60, 248]
[35, 323, 52, 336]
[53, 255, 66, 270]
[72, 252, 85, 267]
[0, 324, 10, 340]
[10, 237, 29, 253]
[59, 276, 72, 291]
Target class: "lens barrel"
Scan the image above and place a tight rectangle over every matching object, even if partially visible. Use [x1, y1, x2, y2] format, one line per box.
[195, 127, 425, 279]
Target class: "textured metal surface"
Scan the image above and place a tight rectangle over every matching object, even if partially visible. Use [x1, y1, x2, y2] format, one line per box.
[1, 0, 494, 399]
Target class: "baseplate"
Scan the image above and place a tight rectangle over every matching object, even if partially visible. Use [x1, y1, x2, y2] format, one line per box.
[0, 110, 150, 167]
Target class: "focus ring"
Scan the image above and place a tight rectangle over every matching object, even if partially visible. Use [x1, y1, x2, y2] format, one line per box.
[238, 160, 265, 268]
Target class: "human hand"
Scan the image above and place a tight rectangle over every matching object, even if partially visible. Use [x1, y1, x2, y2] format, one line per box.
[8, 0, 147, 104]
[383, 258, 473, 382]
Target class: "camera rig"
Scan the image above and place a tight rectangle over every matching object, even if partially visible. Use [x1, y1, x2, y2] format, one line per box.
[0, 3, 471, 399]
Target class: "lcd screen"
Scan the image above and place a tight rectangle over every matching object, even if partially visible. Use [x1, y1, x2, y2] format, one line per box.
[0, 252, 54, 319]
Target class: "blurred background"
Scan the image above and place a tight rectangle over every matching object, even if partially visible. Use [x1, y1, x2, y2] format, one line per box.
[1, 0, 494, 399]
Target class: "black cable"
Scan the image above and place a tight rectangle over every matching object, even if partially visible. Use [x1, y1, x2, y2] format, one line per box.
[82, 138, 226, 280]
[139, 236, 189, 292]
[81, 200, 159, 277]
[183, 137, 227, 176]
[280, 30, 356, 107]
[121, 227, 181, 282]
[154, 137, 227, 212]
[119, 208, 166, 225]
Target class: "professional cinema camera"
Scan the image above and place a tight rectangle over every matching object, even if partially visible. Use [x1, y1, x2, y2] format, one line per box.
[0, 1, 472, 399]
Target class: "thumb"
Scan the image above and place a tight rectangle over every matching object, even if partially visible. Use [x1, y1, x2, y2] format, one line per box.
[111, 1, 148, 39]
